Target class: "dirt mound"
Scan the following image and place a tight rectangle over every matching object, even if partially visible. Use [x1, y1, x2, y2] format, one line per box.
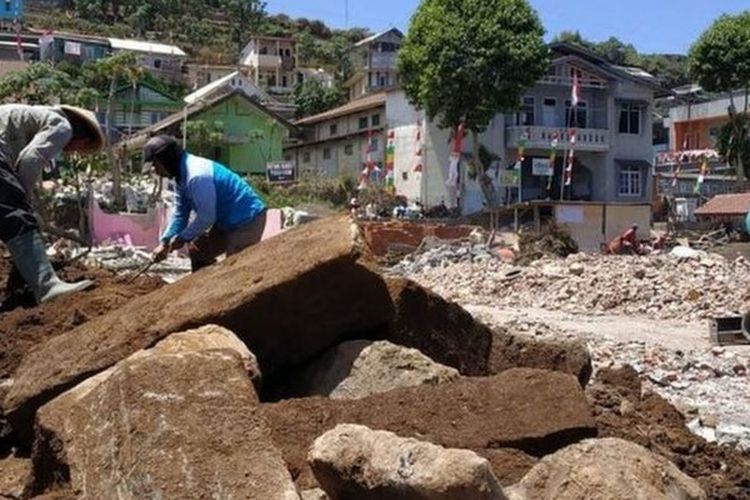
[517, 223, 579, 265]
[0, 258, 163, 380]
[260, 369, 596, 490]
[587, 367, 750, 499]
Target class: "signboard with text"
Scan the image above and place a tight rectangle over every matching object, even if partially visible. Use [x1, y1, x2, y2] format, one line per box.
[266, 162, 295, 183]
[532, 158, 553, 176]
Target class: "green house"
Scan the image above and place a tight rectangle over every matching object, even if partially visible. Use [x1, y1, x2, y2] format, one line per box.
[130, 89, 294, 174]
[111, 82, 182, 134]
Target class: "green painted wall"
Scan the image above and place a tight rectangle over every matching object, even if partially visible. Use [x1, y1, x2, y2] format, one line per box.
[192, 94, 286, 174]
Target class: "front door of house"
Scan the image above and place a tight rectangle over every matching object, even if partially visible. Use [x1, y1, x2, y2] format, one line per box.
[543, 98, 557, 127]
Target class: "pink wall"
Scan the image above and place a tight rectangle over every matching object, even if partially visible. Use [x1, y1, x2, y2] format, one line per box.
[89, 197, 284, 249]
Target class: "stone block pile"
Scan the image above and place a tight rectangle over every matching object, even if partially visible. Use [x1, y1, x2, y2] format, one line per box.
[0, 217, 743, 498]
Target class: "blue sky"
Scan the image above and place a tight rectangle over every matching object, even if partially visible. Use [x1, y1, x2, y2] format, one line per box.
[266, 0, 749, 55]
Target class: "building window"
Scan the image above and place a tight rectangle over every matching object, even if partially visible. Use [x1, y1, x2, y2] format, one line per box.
[329, 124, 338, 136]
[282, 75, 288, 87]
[371, 137, 380, 150]
[565, 100, 587, 128]
[345, 144, 354, 156]
[284, 155, 292, 162]
[371, 114, 381, 127]
[359, 117, 368, 129]
[323, 148, 331, 160]
[517, 96, 535, 126]
[297, 72, 304, 85]
[619, 104, 641, 135]
[303, 152, 311, 163]
[619, 165, 642, 197]
[153, 59, 162, 69]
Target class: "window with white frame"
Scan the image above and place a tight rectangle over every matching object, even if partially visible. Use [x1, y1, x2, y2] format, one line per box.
[565, 100, 587, 128]
[618, 103, 641, 135]
[619, 165, 642, 196]
[517, 96, 535, 126]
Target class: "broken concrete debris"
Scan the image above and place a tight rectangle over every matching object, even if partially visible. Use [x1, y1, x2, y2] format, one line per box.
[400, 250, 750, 321]
[2, 216, 748, 498]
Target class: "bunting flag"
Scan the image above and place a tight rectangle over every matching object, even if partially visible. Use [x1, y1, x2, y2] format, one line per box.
[14, 19, 24, 62]
[693, 155, 710, 194]
[515, 130, 528, 170]
[358, 130, 375, 190]
[565, 129, 576, 187]
[548, 135, 558, 191]
[385, 130, 395, 192]
[414, 120, 424, 173]
[571, 69, 581, 106]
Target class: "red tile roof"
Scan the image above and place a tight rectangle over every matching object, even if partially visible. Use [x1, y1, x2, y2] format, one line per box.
[695, 193, 750, 216]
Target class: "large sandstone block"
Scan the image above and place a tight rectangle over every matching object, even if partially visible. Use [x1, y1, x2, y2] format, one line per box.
[274, 340, 459, 400]
[506, 438, 706, 500]
[31, 345, 299, 499]
[489, 328, 592, 387]
[381, 278, 493, 376]
[5, 217, 393, 442]
[309, 424, 506, 500]
[150, 324, 262, 391]
[260, 369, 597, 490]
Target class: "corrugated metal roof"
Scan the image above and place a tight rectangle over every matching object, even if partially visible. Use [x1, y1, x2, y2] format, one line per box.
[353, 28, 404, 48]
[695, 193, 750, 216]
[108, 38, 186, 57]
[294, 92, 387, 125]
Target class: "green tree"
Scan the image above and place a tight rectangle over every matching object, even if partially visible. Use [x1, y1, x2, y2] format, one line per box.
[222, 0, 267, 58]
[185, 120, 227, 158]
[689, 11, 750, 184]
[398, 0, 549, 177]
[88, 52, 145, 207]
[0, 63, 98, 106]
[291, 79, 345, 118]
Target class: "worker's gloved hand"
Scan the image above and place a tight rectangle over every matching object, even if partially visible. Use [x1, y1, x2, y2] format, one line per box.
[152, 244, 170, 263]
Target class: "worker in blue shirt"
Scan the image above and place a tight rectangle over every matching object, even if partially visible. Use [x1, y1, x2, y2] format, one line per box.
[143, 135, 267, 272]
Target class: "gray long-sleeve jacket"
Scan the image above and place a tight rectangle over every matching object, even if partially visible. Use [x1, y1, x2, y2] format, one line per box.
[0, 104, 72, 195]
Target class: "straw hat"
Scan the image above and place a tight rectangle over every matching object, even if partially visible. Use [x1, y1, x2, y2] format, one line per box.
[58, 105, 106, 154]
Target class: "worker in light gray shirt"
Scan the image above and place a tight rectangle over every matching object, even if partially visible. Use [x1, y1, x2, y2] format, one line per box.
[0, 104, 105, 304]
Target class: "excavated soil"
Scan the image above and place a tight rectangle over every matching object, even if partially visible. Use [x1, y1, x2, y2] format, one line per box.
[587, 366, 750, 500]
[0, 257, 164, 380]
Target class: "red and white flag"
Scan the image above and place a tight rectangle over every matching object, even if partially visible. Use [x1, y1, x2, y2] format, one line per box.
[571, 69, 581, 107]
[14, 20, 24, 62]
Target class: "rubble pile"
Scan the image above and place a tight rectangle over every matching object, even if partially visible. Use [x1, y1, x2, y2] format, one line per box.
[474, 312, 750, 453]
[1, 217, 748, 499]
[401, 250, 750, 321]
[391, 242, 496, 274]
[516, 223, 579, 264]
[49, 175, 163, 213]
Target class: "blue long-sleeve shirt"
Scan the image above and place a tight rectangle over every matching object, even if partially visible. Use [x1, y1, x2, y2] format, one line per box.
[161, 153, 266, 243]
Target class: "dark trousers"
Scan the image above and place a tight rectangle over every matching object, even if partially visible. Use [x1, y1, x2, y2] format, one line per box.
[0, 161, 38, 243]
[190, 211, 267, 272]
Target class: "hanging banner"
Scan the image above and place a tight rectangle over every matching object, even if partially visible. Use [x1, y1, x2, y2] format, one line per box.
[500, 169, 520, 186]
[532, 158, 553, 176]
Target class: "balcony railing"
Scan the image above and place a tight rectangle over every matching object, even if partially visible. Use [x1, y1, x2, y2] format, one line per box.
[506, 126, 610, 152]
[245, 53, 282, 69]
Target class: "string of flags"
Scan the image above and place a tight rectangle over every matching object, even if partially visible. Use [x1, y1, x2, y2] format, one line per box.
[414, 120, 424, 174]
[565, 129, 576, 187]
[548, 135, 558, 191]
[385, 130, 395, 193]
[694, 155, 710, 194]
[358, 129, 381, 190]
